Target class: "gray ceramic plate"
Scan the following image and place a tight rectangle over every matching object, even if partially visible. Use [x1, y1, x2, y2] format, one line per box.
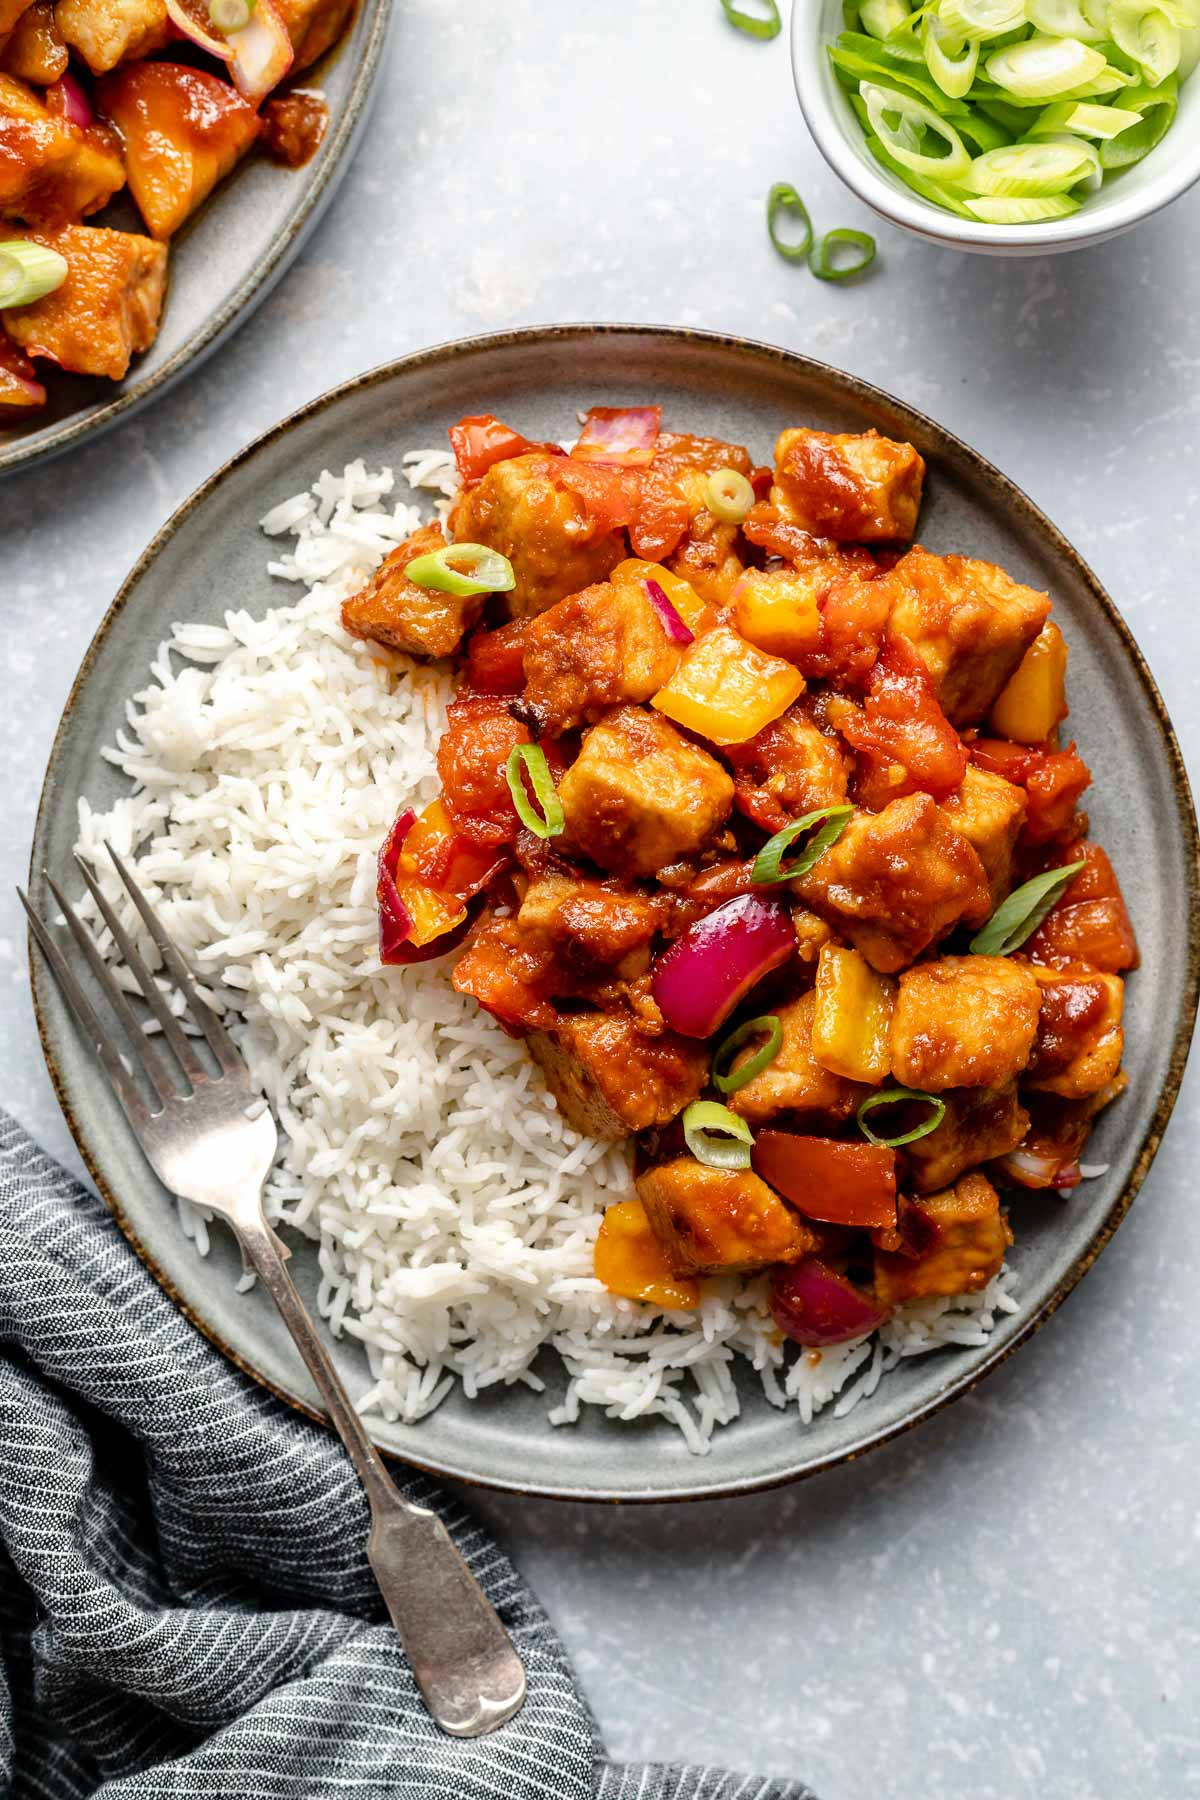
[29, 325, 1200, 1502]
[0, 0, 391, 476]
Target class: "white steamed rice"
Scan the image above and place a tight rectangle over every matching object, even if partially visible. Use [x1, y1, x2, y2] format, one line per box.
[73, 452, 1019, 1454]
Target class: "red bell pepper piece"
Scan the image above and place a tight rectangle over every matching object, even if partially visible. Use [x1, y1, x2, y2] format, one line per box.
[1023, 840, 1139, 972]
[753, 1131, 898, 1230]
[972, 737, 1092, 845]
[465, 619, 529, 695]
[448, 414, 561, 485]
[840, 633, 967, 803]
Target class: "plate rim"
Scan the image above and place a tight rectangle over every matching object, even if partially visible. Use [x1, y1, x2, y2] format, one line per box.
[29, 323, 1200, 1502]
[0, 0, 393, 478]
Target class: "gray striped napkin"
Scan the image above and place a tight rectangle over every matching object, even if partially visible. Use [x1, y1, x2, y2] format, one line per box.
[0, 1110, 814, 1800]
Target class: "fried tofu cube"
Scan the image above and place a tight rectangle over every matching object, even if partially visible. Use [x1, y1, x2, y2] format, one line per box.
[902, 1083, 1029, 1193]
[2, 1, 68, 84]
[726, 700, 851, 830]
[98, 63, 261, 241]
[449, 452, 626, 619]
[0, 72, 124, 224]
[528, 1011, 707, 1138]
[941, 764, 1027, 906]
[874, 1173, 1010, 1306]
[54, 0, 166, 69]
[522, 580, 681, 734]
[559, 706, 734, 879]
[665, 492, 747, 609]
[891, 955, 1042, 1092]
[729, 990, 864, 1126]
[516, 874, 662, 973]
[811, 944, 895, 1085]
[341, 524, 482, 660]
[771, 426, 925, 542]
[879, 546, 1051, 726]
[1025, 968, 1124, 1099]
[3, 224, 166, 379]
[797, 793, 991, 974]
[637, 1157, 818, 1276]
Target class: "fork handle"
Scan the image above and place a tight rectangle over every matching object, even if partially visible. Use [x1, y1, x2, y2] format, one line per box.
[235, 1218, 526, 1739]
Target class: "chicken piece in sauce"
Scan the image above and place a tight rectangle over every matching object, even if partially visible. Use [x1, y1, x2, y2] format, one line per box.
[631, 428, 760, 563]
[521, 578, 682, 734]
[770, 426, 925, 543]
[54, 0, 166, 71]
[2, 1, 68, 83]
[0, 71, 124, 223]
[874, 1173, 1010, 1306]
[516, 874, 663, 978]
[3, 221, 166, 378]
[450, 452, 626, 619]
[342, 524, 484, 661]
[98, 62, 261, 239]
[637, 1158, 818, 1276]
[940, 763, 1026, 906]
[528, 1011, 707, 1139]
[724, 697, 850, 834]
[728, 990, 864, 1128]
[891, 955, 1042, 1093]
[1025, 967, 1124, 1099]
[901, 1084, 1029, 1194]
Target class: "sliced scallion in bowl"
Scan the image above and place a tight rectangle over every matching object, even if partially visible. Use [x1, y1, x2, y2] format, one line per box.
[828, 0, 1196, 224]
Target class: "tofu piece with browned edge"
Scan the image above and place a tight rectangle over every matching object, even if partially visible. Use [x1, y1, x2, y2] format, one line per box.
[54, 0, 167, 71]
[770, 426, 925, 542]
[797, 793, 991, 974]
[1025, 968, 1124, 1099]
[879, 546, 1051, 726]
[637, 1158, 818, 1276]
[522, 580, 681, 734]
[0, 72, 124, 224]
[874, 1173, 1010, 1306]
[902, 1083, 1029, 1194]
[941, 764, 1026, 906]
[341, 524, 482, 660]
[3, 224, 166, 379]
[516, 874, 662, 974]
[891, 956, 1042, 1092]
[559, 706, 734, 879]
[527, 1011, 706, 1138]
[729, 990, 863, 1126]
[449, 452, 626, 619]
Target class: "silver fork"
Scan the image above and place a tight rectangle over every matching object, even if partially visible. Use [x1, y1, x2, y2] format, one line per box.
[20, 847, 526, 1740]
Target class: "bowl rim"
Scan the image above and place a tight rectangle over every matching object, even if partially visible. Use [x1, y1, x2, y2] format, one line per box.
[0, 0, 393, 478]
[27, 322, 1200, 1502]
[792, 5, 1200, 251]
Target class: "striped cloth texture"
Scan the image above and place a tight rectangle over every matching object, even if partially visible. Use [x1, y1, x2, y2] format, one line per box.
[0, 1110, 815, 1800]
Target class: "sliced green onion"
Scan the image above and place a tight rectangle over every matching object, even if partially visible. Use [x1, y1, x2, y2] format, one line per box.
[1099, 77, 1177, 160]
[985, 35, 1110, 95]
[862, 125, 978, 213]
[838, 27, 932, 67]
[0, 240, 68, 309]
[1027, 0, 1109, 37]
[1038, 127, 1105, 183]
[719, 0, 781, 38]
[751, 804, 855, 886]
[832, 43, 973, 111]
[857, 1087, 947, 1148]
[810, 227, 878, 279]
[963, 191, 1082, 216]
[505, 743, 564, 840]
[966, 137, 1094, 190]
[924, 16, 980, 95]
[968, 857, 1086, 955]
[704, 467, 756, 523]
[863, 80, 974, 175]
[712, 1015, 783, 1095]
[1028, 96, 1146, 129]
[860, 0, 913, 35]
[1081, 0, 1113, 28]
[1109, 0, 1181, 76]
[767, 183, 814, 260]
[405, 541, 515, 597]
[208, 0, 251, 28]
[938, 0, 1027, 37]
[683, 1100, 754, 1170]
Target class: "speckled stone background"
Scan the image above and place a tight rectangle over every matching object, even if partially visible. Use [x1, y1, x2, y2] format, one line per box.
[3, 4, 1199, 1795]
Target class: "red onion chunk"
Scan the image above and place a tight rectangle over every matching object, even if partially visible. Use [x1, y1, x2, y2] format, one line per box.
[644, 578, 693, 645]
[164, 0, 231, 58]
[227, 0, 293, 101]
[651, 893, 794, 1039]
[51, 72, 94, 128]
[771, 1259, 889, 1348]
[571, 405, 661, 467]
[995, 1146, 1081, 1190]
[377, 807, 416, 963]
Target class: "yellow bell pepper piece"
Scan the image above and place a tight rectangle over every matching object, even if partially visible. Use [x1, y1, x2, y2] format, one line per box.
[811, 943, 895, 1084]
[651, 626, 804, 746]
[988, 620, 1068, 745]
[611, 557, 710, 634]
[732, 566, 824, 662]
[593, 1197, 701, 1310]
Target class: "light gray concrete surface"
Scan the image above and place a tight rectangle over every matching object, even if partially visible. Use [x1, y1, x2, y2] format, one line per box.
[3, 5, 1199, 1795]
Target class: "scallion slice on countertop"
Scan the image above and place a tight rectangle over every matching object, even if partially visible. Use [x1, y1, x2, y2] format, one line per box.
[767, 183, 815, 260]
[751, 805, 855, 886]
[0, 240, 68, 308]
[968, 858, 1086, 955]
[719, 0, 781, 40]
[712, 1014, 783, 1095]
[857, 1087, 947, 1148]
[810, 227, 878, 280]
[505, 743, 564, 840]
[704, 467, 756, 523]
[683, 1100, 755, 1170]
[405, 542, 515, 597]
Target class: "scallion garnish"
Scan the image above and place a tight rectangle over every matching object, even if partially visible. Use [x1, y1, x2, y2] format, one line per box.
[751, 805, 855, 887]
[767, 183, 815, 261]
[968, 858, 1085, 956]
[712, 1014, 783, 1095]
[719, 0, 781, 40]
[683, 1100, 754, 1171]
[405, 542, 515, 598]
[505, 743, 564, 840]
[208, 0, 252, 29]
[0, 240, 68, 309]
[704, 467, 756, 523]
[857, 1087, 947, 1148]
[809, 227, 878, 281]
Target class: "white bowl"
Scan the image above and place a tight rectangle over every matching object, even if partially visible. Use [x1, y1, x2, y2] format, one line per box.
[793, 2, 1200, 255]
